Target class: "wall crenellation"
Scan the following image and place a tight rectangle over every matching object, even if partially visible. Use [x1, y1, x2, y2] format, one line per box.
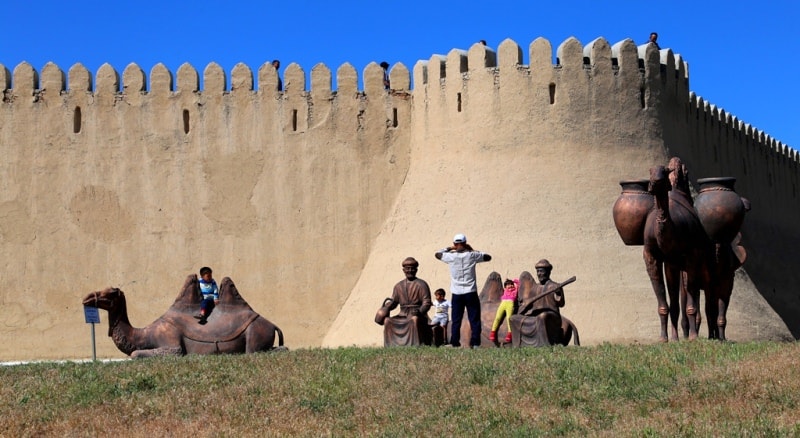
[6, 37, 792, 159]
[1, 37, 794, 165]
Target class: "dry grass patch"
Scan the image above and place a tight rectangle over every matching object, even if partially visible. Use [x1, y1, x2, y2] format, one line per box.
[2, 341, 799, 436]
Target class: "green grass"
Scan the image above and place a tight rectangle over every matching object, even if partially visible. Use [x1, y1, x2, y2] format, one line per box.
[2, 341, 800, 436]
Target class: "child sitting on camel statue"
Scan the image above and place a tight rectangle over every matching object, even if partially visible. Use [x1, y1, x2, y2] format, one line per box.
[194, 266, 219, 324]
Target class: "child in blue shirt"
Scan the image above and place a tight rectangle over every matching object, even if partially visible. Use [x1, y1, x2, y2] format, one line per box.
[195, 266, 219, 323]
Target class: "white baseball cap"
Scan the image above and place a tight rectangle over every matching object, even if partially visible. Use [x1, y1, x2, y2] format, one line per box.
[453, 233, 467, 244]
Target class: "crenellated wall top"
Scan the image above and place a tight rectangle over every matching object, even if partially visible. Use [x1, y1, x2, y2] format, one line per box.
[0, 36, 793, 156]
[1, 37, 681, 95]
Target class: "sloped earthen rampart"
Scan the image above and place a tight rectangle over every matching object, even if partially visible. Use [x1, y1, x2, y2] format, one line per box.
[0, 36, 796, 360]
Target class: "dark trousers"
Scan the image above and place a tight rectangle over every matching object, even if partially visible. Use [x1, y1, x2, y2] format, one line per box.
[200, 298, 215, 314]
[450, 291, 481, 347]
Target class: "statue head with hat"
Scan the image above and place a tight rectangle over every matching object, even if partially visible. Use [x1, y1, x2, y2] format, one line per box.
[402, 257, 419, 280]
[535, 259, 553, 284]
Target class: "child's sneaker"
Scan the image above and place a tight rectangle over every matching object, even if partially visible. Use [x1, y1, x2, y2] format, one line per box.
[489, 331, 497, 342]
[504, 332, 513, 343]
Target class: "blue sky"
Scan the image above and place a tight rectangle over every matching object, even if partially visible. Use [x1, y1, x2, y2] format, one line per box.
[3, 0, 798, 149]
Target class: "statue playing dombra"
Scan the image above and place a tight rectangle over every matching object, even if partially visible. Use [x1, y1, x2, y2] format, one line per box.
[510, 259, 578, 347]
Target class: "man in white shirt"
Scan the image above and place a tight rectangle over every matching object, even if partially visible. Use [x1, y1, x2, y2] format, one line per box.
[435, 233, 491, 348]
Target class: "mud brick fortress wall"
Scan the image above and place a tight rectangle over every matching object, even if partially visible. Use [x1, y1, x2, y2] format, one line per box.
[1, 36, 797, 360]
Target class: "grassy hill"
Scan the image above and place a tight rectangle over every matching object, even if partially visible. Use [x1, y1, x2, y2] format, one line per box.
[3, 341, 799, 436]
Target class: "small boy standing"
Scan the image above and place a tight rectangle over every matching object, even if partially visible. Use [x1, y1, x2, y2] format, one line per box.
[195, 266, 219, 323]
[430, 288, 451, 328]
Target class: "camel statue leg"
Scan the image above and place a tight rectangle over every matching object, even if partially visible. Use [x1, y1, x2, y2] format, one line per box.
[683, 264, 704, 340]
[714, 266, 735, 341]
[680, 270, 704, 339]
[679, 272, 689, 338]
[711, 242, 738, 342]
[645, 249, 672, 342]
[664, 264, 681, 341]
[704, 287, 720, 340]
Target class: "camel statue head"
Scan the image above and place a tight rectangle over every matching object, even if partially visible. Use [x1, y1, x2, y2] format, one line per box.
[648, 165, 672, 196]
[667, 157, 691, 194]
[82, 287, 125, 311]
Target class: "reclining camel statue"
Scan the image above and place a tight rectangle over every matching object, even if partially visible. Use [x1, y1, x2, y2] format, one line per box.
[82, 274, 285, 358]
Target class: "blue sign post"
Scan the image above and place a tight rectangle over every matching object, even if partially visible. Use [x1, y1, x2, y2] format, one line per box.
[83, 306, 101, 361]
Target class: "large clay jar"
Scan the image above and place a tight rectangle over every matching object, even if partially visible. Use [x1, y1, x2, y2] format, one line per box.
[694, 177, 746, 243]
[612, 180, 654, 246]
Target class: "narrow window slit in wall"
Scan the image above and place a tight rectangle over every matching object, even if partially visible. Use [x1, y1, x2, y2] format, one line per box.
[639, 87, 645, 109]
[549, 84, 556, 105]
[292, 109, 298, 132]
[392, 108, 398, 128]
[183, 110, 190, 134]
[73, 107, 82, 133]
[457, 93, 462, 112]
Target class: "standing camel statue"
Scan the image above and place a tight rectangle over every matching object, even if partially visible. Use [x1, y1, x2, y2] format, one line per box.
[82, 274, 285, 358]
[643, 164, 711, 341]
[615, 157, 750, 341]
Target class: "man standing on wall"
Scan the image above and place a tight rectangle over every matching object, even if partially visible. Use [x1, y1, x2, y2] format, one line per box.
[272, 59, 283, 91]
[380, 61, 390, 89]
[435, 234, 492, 348]
[648, 32, 660, 50]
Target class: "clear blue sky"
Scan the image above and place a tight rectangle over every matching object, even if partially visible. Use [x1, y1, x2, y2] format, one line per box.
[3, 0, 798, 150]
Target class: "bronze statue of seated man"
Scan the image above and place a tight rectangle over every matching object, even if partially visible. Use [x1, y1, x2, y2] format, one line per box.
[510, 259, 578, 347]
[374, 257, 433, 346]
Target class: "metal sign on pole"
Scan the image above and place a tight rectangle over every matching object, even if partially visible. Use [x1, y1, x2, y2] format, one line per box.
[83, 306, 101, 361]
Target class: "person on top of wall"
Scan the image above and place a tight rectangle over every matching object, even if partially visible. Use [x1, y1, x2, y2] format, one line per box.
[272, 59, 283, 91]
[649, 32, 660, 50]
[380, 61, 390, 89]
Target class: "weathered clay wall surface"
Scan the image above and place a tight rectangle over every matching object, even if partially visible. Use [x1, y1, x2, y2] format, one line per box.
[0, 60, 412, 360]
[0, 36, 796, 360]
[323, 38, 794, 348]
